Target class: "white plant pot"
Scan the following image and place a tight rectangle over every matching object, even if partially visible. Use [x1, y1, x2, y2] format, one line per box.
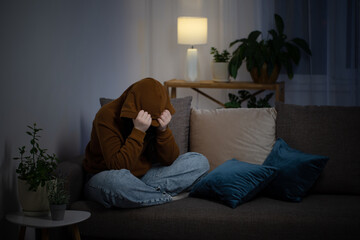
[211, 62, 229, 82]
[17, 179, 50, 216]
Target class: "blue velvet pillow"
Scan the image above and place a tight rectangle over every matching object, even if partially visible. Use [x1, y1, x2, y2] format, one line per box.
[263, 138, 329, 202]
[189, 159, 278, 208]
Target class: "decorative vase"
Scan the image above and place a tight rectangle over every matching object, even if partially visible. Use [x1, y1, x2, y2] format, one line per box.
[17, 179, 50, 216]
[49, 204, 66, 220]
[211, 62, 229, 82]
[250, 63, 280, 84]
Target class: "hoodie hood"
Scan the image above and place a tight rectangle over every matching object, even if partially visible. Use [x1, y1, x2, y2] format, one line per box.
[119, 78, 175, 127]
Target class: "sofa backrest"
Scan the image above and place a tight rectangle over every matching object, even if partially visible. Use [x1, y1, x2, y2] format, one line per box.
[275, 102, 360, 195]
[189, 108, 277, 171]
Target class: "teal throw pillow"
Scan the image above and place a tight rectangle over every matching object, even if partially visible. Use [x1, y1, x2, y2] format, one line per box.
[189, 159, 278, 208]
[262, 138, 329, 202]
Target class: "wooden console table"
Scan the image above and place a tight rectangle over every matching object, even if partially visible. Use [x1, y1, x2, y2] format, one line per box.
[164, 79, 285, 107]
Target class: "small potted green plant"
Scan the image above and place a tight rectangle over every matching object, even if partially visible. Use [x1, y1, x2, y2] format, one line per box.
[14, 123, 58, 216]
[228, 14, 311, 83]
[47, 177, 70, 220]
[225, 90, 274, 108]
[210, 47, 231, 82]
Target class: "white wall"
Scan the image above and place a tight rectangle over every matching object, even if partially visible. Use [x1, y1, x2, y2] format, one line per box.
[0, 1, 144, 238]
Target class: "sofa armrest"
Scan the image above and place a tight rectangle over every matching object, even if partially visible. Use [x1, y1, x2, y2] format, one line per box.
[56, 155, 85, 203]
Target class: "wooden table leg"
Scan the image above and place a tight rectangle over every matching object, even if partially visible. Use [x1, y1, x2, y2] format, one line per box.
[18, 226, 26, 240]
[41, 228, 49, 240]
[191, 88, 225, 107]
[71, 224, 81, 240]
[276, 82, 285, 102]
[170, 87, 177, 98]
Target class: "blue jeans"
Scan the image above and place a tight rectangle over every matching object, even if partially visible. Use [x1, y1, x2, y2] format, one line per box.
[84, 152, 209, 208]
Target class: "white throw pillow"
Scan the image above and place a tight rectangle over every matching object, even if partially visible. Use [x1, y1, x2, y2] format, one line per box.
[190, 108, 276, 170]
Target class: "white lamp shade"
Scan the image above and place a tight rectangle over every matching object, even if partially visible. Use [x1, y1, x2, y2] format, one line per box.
[177, 17, 208, 45]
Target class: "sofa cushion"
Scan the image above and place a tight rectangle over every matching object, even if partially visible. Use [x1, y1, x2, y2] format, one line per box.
[190, 159, 278, 208]
[56, 157, 85, 203]
[275, 102, 360, 195]
[99, 97, 113, 106]
[190, 108, 276, 170]
[99, 96, 192, 155]
[167, 96, 192, 154]
[71, 195, 360, 240]
[263, 138, 328, 202]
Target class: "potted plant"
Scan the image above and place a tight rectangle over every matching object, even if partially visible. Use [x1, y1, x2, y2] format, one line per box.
[14, 123, 58, 216]
[210, 47, 231, 82]
[225, 90, 274, 108]
[228, 14, 312, 83]
[47, 177, 70, 220]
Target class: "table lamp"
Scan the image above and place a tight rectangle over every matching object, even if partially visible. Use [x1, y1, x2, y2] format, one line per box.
[177, 17, 208, 81]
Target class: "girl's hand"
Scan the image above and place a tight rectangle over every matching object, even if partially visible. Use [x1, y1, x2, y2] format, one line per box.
[133, 110, 152, 132]
[158, 109, 171, 132]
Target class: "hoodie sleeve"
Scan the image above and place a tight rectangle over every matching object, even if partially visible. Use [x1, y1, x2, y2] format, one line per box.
[155, 127, 180, 165]
[94, 109, 151, 175]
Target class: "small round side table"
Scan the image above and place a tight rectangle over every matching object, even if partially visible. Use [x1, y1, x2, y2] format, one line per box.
[6, 210, 91, 240]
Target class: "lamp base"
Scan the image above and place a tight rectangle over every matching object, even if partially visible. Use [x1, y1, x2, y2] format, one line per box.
[185, 48, 199, 81]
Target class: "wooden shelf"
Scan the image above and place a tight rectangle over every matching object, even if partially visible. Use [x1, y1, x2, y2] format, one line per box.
[164, 79, 285, 107]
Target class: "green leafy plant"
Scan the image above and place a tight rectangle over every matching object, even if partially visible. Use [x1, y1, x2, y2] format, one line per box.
[14, 123, 58, 191]
[228, 14, 312, 80]
[47, 177, 70, 205]
[247, 93, 274, 108]
[210, 47, 231, 62]
[225, 90, 274, 108]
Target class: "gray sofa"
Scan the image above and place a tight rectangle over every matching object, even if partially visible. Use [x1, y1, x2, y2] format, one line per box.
[58, 98, 360, 240]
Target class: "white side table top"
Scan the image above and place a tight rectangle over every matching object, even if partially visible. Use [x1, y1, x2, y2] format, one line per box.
[6, 210, 91, 228]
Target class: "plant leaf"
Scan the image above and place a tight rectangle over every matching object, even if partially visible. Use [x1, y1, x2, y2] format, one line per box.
[228, 49, 244, 78]
[284, 58, 294, 79]
[291, 38, 312, 55]
[229, 39, 244, 48]
[285, 42, 301, 64]
[248, 30, 261, 41]
[228, 57, 239, 78]
[268, 29, 278, 39]
[274, 14, 284, 35]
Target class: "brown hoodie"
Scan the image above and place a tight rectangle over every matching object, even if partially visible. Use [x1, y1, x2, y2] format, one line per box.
[83, 78, 180, 177]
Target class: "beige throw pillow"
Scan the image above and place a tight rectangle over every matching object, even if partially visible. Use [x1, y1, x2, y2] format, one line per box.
[190, 108, 276, 170]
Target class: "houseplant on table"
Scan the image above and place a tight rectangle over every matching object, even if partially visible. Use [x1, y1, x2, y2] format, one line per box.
[228, 14, 312, 83]
[47, 177, 70, 220]
[14, 123, 58, 216]
[225, 90, 274, 108]
[210, 47, 231, 82]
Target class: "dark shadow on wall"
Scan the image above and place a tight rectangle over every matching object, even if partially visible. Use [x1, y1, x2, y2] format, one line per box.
[80, 113, 91, 156]
[56, 117, 85, 163]
[0, 141, 21, 240]
[57, 134, 78, 163]
[55, 114, 90, 165]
